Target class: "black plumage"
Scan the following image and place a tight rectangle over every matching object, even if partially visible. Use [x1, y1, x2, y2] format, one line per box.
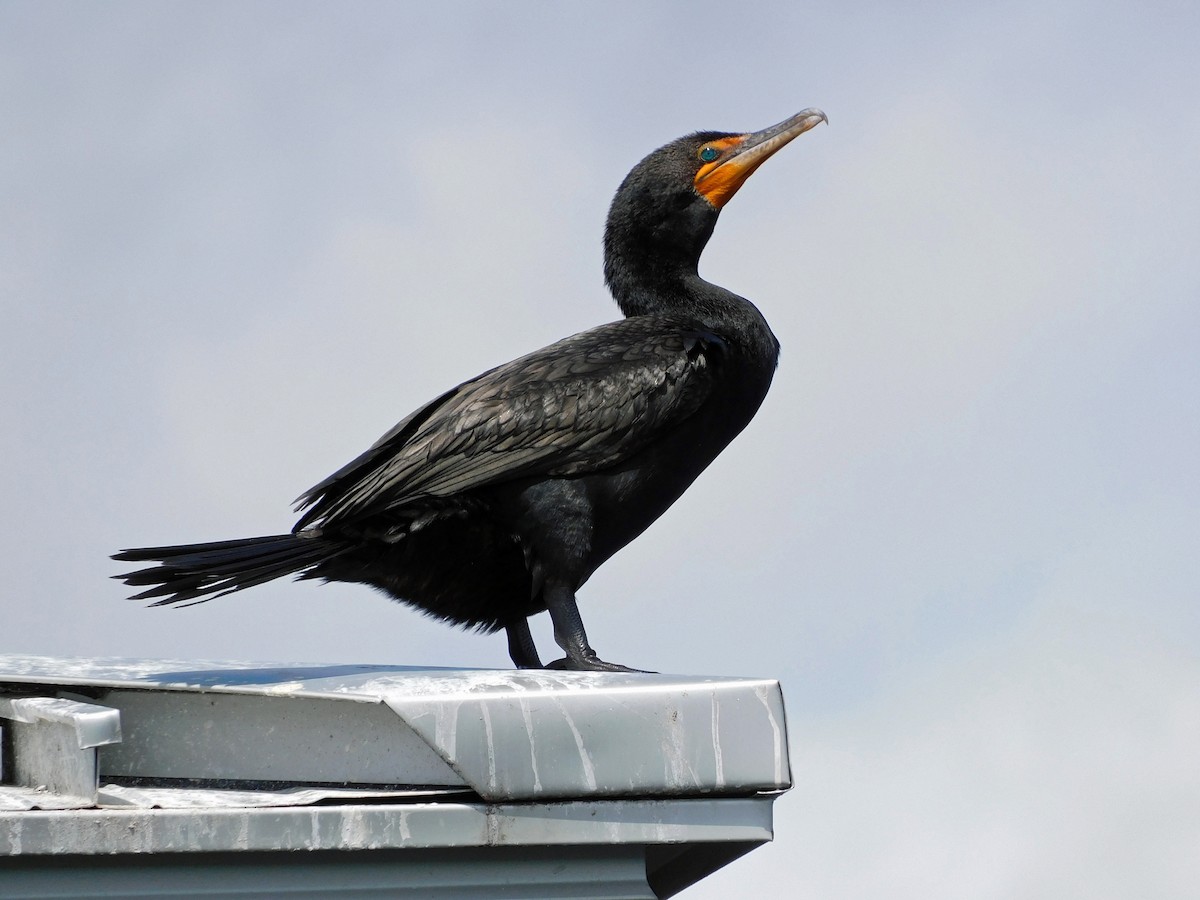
[114, 109, 827, 671]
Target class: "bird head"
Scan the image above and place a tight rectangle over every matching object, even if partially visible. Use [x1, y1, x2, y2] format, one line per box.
[604, 109, 827, 310]
[690, 108, 828, 209]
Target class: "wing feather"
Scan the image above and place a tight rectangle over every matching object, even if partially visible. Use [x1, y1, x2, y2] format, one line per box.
[294, 316, 723, 530]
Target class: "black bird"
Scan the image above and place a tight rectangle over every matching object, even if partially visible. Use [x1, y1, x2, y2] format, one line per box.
[114, 109, 827, 671]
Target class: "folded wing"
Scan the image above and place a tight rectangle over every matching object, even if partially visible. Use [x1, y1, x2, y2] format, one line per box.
[293, 316, 725, 530]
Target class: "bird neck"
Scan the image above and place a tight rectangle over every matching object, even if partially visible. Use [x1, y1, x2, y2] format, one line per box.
[603, 188, 716, 317]
[604, 235, 778, 358]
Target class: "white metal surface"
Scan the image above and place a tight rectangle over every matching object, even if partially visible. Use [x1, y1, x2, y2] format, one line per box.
[0, 655, 792, 803]
[0, 655, 790, 897]
[0, 796, 774, 856]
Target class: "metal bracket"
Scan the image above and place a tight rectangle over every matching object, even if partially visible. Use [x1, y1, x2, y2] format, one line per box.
[0, 696, 122, 806]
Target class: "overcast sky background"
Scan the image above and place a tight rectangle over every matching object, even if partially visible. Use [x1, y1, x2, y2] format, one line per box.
[3, 2, 1198, 896]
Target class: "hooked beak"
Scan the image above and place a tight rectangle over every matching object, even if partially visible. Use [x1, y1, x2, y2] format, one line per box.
[694, 108, 827, 208]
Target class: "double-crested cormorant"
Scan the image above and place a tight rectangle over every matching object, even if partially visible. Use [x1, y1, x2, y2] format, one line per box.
[114, 109, 827, 671]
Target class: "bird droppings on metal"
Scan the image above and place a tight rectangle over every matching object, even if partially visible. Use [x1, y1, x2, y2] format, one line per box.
[753, 682, 788, 787]
[517, 696, 544, 794]
[711, 692, 726, 790]
[480, 702, 498, 792]
[552, 698, 598, 792]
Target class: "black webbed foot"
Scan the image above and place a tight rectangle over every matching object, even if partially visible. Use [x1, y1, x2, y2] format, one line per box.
[546, 653, 653, 673]
[537, 581, 654, 672]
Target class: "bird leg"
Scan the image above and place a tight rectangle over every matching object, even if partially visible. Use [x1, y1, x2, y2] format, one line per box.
[543, 582, 646, 673]
[506, 617, 543, 669]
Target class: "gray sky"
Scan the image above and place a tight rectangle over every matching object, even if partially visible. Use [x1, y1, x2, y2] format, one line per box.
[3, 2, 1198, 896]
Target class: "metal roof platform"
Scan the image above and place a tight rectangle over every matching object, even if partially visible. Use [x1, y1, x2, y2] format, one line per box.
[0, 655, 791, 898]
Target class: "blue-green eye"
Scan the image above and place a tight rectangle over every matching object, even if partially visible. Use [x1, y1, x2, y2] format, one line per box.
[699, 146, 719, 162]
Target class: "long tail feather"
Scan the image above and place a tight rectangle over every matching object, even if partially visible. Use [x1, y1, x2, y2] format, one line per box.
[112, 534, 344, 607]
